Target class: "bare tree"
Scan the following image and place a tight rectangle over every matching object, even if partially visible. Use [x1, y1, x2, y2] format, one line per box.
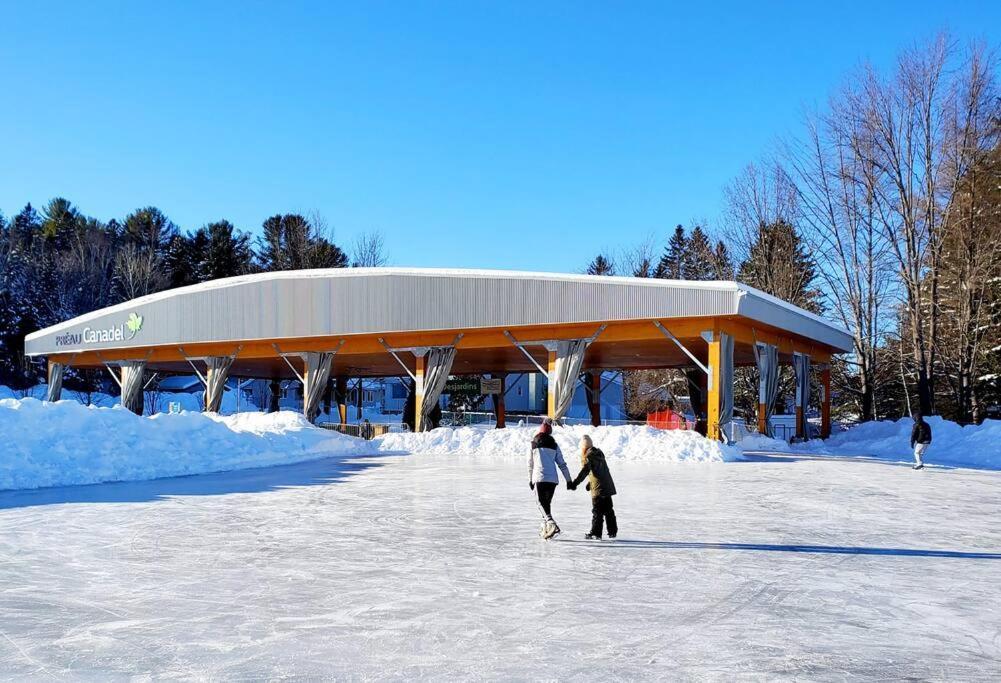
[721, 160, 799, 265]
[115, 243, 166, 301]
[851, 34, 998, 415]
[350, 231, 389, 267]
[784, 99, 895, 420]
[617, 234, 657, 278]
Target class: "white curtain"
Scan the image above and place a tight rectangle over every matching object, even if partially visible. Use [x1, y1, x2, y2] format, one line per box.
[550, 338, 590, 421]
[420, 346, 457, 431]
[46, 363, 65, 402]
[754, 342, 779, 438]
[120, 360, 147, 415]
[793, 352, 811, 437]
[302, 351, 335, 422]
[718, 332, 735, 443]
[204, 355, 236, 413]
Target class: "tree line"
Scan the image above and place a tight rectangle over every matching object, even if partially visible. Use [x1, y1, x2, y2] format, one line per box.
[588, 34, 1001, 426]
[0, 200, 387, 388]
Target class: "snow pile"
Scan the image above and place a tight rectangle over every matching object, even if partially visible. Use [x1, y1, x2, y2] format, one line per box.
[740, 416, 1001, 470]
[0, 397, 368, 491]
[0, 384, 257, 414]
[374, 423, 741, 463]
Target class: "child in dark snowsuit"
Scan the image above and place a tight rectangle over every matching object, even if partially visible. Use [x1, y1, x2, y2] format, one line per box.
[570, 435, 618, 540]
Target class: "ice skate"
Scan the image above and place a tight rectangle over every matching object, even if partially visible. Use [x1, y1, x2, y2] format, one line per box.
[913, 463, 924, 470]
[543, 521, 560, 539]
[585, 533, 601, 540]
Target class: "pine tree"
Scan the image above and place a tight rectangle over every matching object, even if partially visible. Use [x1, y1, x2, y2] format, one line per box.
[257, 214, 348, 271]
[655, 225, 687, 279]
[684, 226, 716, 280]
[712, 241, 734, 279]
[586, 254, 615, 275]
[40, 198, 82, 243]
[738, 220, 821, 312]
[122, 207, 178, 255]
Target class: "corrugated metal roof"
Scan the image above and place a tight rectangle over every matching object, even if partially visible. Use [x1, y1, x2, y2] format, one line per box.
[24, 268, 853, 355]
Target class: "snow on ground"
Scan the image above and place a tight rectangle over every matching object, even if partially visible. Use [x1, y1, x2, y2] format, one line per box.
[0, 452, 998, 679]
[0, 393, 738, 491]
[0, 384, 257, 414]
[742, 416, 1001, 470]
[0, 398, 367, 491]
[374, 423, 740, 463]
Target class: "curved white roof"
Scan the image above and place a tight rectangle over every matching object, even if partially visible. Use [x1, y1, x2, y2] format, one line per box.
[25, 267, 852, 355]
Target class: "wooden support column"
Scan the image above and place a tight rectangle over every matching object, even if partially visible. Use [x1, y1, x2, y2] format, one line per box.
[335, 375, 348, 426]
[493, 375, 506, 429]
[706, 328, 722, 441]
[586, 370, 601, 427]
[546, 349, 557, 420]
[355, 379, 363, 420]
[268, 379, 280, 413]
[413, 355, 426, 432]
[820, 366, 832, 439]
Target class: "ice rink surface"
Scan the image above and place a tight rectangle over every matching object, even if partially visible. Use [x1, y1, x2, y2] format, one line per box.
[1, 450, 1000, 680]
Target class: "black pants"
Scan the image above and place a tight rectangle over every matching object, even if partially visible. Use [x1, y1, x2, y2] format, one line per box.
[590, 496, 617, 538]
[536, 482, 557, 521]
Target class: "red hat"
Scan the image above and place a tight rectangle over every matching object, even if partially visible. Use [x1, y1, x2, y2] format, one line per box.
[539, 419, 553, 435]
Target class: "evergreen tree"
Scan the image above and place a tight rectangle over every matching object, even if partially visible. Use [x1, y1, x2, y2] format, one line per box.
[257, 214, 348, 271]
[586, 254, 615, 276]
[684, 226, 716, 280]
[712, 241, 735, 279]
[655, 225, 687, 279]
[737, 220, 821, 312]
[122, 207, 178, 254]
[201, 220, 254, 281]
[40, 197, 82, 243]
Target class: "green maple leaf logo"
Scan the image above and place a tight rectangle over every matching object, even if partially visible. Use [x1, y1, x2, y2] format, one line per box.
[126, 312, 143, 337]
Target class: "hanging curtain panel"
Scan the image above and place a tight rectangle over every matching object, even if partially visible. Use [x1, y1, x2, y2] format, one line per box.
[755, 342, 779, 438]
[302, 351, 335, 423]
[204, 355, 237, 413]
[550, 338, 590, 421]
[793, 352, 811, 437]
[46, 363, 65, 402]
[718, 332, 735, 443]
[420, 346, 458, 431]
[120, 360, 147, 415]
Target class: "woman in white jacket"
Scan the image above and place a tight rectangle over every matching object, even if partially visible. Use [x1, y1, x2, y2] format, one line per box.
[528, 419, 573, 539]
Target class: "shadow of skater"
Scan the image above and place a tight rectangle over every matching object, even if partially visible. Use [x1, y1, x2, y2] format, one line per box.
[571, 539, 1001, 560]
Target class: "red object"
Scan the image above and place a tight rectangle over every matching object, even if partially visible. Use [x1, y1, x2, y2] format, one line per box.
[646, 409, 690, 430]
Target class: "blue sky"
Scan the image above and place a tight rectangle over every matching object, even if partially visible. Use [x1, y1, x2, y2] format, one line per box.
[1, 1, 997, 272]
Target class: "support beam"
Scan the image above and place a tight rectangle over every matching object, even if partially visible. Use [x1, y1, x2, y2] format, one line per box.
[413, 354, 426, 432]
[585, 370, 601, 427]
[793, 352, 811, 440]
[268, 380, 281, 413]
[203, 355, 237, 413]
[335, 376, 348, 426]
[546, 348, 557, 420]
[706, 332, 722, 441]
[46, 361, 65, 402]
[820, 365, 832, 439]
[119, 360, 147, 415]
[493, 374, 506, 429]
[355, 378, 363, 420]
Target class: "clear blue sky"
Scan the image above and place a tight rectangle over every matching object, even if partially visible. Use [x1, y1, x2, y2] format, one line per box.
[1, 1, 997, 272]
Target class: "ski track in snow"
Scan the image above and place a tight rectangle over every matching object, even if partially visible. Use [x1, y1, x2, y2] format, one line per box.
[0, 451, 999, 679]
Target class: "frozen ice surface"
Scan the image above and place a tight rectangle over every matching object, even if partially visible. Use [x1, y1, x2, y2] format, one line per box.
[1, 452, 999, 680]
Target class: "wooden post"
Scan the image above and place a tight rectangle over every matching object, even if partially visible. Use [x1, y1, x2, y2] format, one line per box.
[820, 366, 832, 439]
[413, 355, 426, 432]
[586, 370, 601, 427]
[493, 374, 506, 429]
[335, 375, 348, 426]
[706, 328, 722, 441]
[355, 378, 363, 420]
[546, 349, 557, 420]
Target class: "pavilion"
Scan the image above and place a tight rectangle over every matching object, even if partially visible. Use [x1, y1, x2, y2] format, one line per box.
[24, 268, 852, 440]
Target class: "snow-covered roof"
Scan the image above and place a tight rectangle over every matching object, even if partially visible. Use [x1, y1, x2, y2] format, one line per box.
[25, 267, 853, 355]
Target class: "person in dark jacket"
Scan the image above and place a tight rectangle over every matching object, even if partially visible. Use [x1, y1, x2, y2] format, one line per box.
[570, 435, 618, 540]
[910, 413, 932, 470]
[528, 419, 573, 539]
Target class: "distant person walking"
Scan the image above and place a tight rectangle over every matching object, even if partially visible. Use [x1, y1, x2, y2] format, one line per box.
[570, 435, 618, 540]
[528, 419, 572, 539]
[911, 413, 932, 470]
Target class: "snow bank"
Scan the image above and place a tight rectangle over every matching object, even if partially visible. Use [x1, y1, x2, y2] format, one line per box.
[740, 416, 1001, 470]
[0, 397, 367, 491]
[0, 384, 258, 414]
[374, 423, 741, 463]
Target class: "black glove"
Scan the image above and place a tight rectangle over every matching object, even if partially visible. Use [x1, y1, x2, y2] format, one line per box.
[529, 482, 535, 490]
[585, 482, 591, 491]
